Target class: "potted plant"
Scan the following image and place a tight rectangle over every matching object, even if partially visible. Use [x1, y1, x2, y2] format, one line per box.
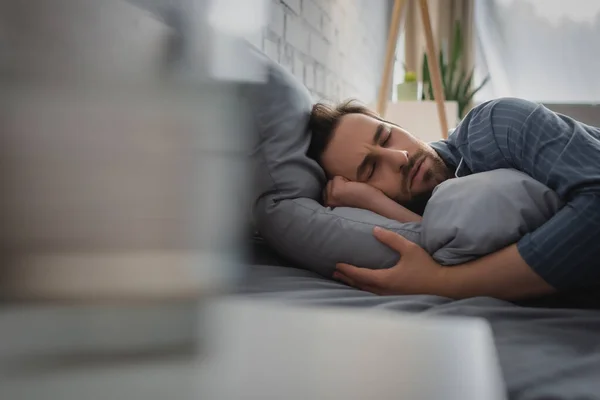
[421, 21, 489, 119]
[396, 70, 419, 101]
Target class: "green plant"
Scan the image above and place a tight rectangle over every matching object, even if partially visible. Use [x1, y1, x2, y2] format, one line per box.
[421, 21, 489, 119]
[404, 70, 417, 83]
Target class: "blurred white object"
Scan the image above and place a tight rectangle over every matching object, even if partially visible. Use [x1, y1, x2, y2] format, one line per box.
[0, 0, 252, 395]
[208, 0, 268, 36]
[0, 299, 507, 400]
[201, 299, 507, 400]
[0, 0, 251, 301]
[207, 0, 269, 82]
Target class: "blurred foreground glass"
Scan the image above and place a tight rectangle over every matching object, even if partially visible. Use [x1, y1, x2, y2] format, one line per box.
[0, 0, 263, 301]
[0, 1, 266, 395]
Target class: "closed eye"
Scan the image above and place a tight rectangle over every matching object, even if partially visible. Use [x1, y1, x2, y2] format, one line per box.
[368, 161, 377, 180]
[381, 128, 392, 147]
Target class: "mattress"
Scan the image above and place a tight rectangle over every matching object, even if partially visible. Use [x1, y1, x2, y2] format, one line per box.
[236, 241, 600, 400]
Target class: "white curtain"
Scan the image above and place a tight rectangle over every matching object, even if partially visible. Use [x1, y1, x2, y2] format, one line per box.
[474, 0, 600, 103]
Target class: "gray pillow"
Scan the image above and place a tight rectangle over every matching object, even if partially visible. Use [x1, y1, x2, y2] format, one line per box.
[421, 169, 564, 265]
[242, 46, 420, 276]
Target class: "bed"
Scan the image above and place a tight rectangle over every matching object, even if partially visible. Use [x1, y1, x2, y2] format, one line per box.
[237, 238, 600, 400]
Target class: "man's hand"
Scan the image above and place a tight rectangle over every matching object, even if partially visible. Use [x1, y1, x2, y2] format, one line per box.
[323, 176, 382, 209]
[333, 227, 445, 296]
[323, 176, 422, 223]
[334, 227, 556, 300]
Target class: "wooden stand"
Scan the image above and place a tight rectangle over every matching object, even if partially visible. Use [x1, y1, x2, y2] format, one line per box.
[377, 0, 449, 139]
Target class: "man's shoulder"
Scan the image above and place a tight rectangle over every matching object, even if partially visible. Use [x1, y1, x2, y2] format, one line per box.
[429, 98, 543, 177]
[442, 97, 541, 151]
[467, 97, 540, 119]
[429, 140, 456, 167]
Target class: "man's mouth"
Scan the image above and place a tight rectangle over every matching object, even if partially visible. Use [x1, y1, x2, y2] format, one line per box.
[408, 157, 425, 192]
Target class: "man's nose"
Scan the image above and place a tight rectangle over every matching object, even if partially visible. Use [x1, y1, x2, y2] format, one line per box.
[380, 148, 409, 169]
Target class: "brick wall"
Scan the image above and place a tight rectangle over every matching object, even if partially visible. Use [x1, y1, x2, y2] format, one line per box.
[250, 0, 392, 104]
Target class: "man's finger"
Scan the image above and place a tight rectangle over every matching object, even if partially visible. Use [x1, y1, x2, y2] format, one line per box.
[373, 226, 415, 254]
[335, 262, 386, 288]
[326, 181, 336, 206]
[333, 271, 382, 295]
[332, 271, 356, 287]
[323, 181, 333, 206]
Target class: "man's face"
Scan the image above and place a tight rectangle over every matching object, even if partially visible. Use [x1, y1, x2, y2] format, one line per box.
[320, 113, 450, 204]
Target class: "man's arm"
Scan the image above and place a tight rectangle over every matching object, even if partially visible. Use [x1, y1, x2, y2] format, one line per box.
[361, 190, 422, 223]
[435, 191, 600, 299]
[336, 195, 600, 300]
[438, 244, 555, 300]
[443, 98, 600, 292]
[334, 227, 553, 300]
[515, 193, 600, 290]
[324, 176, 422, 223]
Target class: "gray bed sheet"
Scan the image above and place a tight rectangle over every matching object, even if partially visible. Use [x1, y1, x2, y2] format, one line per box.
[236, 242, 600, 400]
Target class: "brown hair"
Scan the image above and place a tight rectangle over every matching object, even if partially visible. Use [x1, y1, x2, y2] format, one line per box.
[307, 99, 381, 164]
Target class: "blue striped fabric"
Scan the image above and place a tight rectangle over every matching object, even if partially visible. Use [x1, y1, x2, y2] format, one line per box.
[430, 98, 600, 290]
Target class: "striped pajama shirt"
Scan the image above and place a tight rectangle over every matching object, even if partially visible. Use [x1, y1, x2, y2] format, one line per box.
[430, 97, 600, 289]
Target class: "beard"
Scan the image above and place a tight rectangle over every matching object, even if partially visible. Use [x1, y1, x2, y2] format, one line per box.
[402, 190, 433, 216]
[398, 148, 450, 215]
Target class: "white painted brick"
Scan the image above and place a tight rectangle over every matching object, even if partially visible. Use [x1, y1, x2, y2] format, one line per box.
[282, 0, 301, 15]
[331, 0, 342, 13]
[325, 72, 336, 97]
[342, 57, 354, 82]
[305, 63, 315, 89]
[328, 50, 342, 71]
[333, 82, 341, 101]
[264, 38, 279, 62]
[334, 54, 345, 82]
[293, 53, 304, 82]
[280, 44, 294, 74]
[315, 66, 326, 94]
[285, 14, 309, 54]
[344, 82, 354, 99]
[268, 2, 285, 37]
[302, 0, 322, 31]
[330, 3, 346, 29]
[322, 14, 334, 42]
[344, 83, 363, 101]
[261, 0, 386, 108]
[246, 30, 264, 51]
[309, 33, 329, 65]
[318, 0, 331, 19]
[344, 0, 359, 20]
[339, 84, 348, 100]
[337, 30, 349, 55]
[339, 0, 351, 18]
[310, 90, 322, 102]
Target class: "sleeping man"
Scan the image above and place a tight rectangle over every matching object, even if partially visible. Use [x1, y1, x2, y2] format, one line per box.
[307, 97, 600, 301]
